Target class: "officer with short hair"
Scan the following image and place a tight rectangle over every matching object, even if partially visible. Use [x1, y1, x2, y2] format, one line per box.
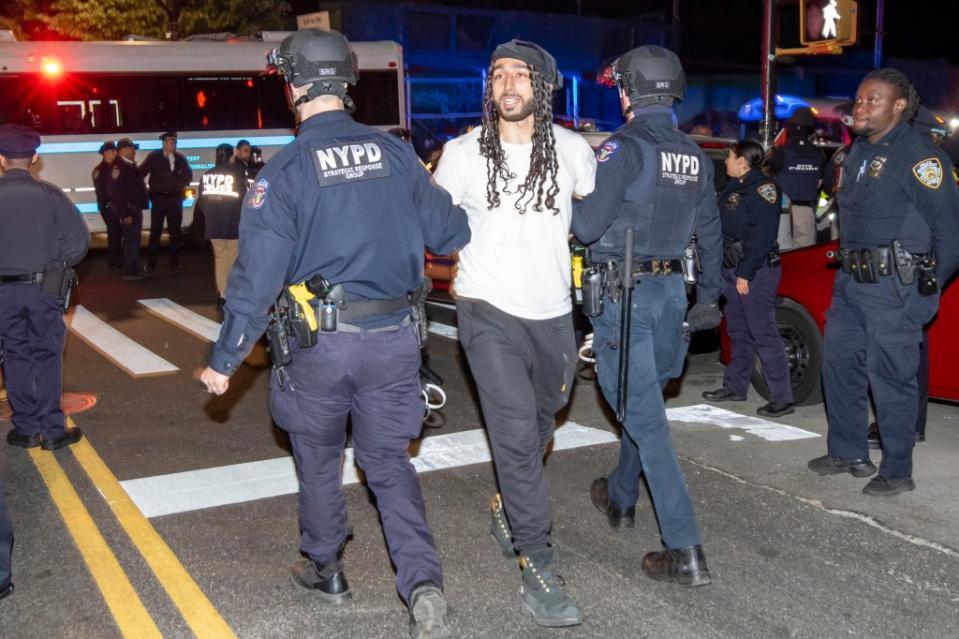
[768, 107, 826, 249]
[572, 45, 722, 586]
[808, 69, 959, 496]
[866, 105, 958, 450]
[196, 143, 247, 308]
[140, 131, 193, 269]
[0, 123, 89, 450]
[233, 139, 256, 186]
[108, 138, 148, 281]
[93, 140, 122, 269]
[199, 29, 469, 638]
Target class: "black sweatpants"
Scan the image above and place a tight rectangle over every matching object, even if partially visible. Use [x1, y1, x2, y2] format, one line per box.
[456, 298, 576, 554]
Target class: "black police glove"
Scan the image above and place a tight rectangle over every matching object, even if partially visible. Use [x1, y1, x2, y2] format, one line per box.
[685, 302, 721, 332]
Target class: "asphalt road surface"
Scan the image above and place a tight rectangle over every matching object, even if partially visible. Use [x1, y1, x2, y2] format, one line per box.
[2, 246, 957, 638]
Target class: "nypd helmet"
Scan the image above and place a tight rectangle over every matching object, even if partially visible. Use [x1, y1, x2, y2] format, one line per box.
[612, 45, 685, 104]
[267, 29, 358, 105]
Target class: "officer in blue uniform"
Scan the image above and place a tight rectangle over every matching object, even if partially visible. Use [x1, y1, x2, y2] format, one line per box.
[768, 107, 826, 248]
[92, 140, 122, 269]
[199, 30, 469, 638]
[808, 69, 959, 496]
[108, 138, 148, 281]
[867, 106, 957, 450]
[0, 123, 89, 451]
[703, 140, 794, 416]
[572, 46, 722, 586]
[196, 143, 247, 308]
[140, 131, 192, 269]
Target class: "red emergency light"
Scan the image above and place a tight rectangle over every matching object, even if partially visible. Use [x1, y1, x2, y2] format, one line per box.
[41, 57, 62, 78]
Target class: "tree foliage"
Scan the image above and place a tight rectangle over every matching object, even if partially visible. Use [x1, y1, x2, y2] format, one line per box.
[15, 0, 293, 40]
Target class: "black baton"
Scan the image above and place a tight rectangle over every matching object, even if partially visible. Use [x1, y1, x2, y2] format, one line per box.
[616, 228, 635, 423]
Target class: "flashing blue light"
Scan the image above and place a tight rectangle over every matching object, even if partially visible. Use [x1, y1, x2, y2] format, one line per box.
[738, 95, 811, 122]
[38, 135, 294, 155]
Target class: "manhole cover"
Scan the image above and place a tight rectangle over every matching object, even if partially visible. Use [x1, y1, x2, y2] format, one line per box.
[0, 391, 98, 421]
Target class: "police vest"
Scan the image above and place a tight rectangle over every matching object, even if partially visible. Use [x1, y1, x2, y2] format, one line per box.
[776, 144, 823, 203]
[592, 124, 705, 263]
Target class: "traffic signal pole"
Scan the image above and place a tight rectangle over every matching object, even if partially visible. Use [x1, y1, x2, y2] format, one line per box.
[760, 0, 778, 150]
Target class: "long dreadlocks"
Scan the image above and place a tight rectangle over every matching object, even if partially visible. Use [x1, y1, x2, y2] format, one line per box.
[478, 67, 561, 215]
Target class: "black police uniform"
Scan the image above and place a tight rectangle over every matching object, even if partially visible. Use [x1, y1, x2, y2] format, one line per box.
[0, 127, 89, 447]
[197, 160, 247, 240]
[717, 170, 793, 405]
[207, 110, 470, 604]
[140, 140, 192, 267]
[93, 152, 122, 269]
[768, 136, 825, 247]
[107, 157, 149, 276]
[572, 106, 722, 550]
[822, 120, 959, 483]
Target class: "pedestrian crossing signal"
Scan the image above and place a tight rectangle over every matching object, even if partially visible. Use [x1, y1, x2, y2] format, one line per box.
[800, 0, 858, 46]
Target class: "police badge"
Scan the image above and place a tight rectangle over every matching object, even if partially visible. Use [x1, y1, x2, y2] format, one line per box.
[757, 182, 778, 204]
[912, 157, 944, 189]
[868, 156, 887, 178]
[725, 192, 741, 210]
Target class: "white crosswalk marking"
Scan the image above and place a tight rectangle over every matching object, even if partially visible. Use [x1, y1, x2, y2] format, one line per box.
[68, 305, 178, 377]
[120, 421, 617, 518]
[427, 321, 458, 340]
[138, 298, 221, 342]
[666, 404, 819, 441]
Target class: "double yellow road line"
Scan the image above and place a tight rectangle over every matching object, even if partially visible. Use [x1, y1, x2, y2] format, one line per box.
[28, 418, 236, 638]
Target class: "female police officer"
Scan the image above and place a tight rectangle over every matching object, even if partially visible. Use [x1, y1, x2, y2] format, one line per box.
[703, 140, 794, 417]
[199, 30, 469, 638]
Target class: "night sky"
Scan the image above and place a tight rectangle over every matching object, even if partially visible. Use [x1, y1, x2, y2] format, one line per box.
[415, 0, 958, 66]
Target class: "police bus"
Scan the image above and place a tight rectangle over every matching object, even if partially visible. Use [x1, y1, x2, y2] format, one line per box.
[0, 33, 406, 234]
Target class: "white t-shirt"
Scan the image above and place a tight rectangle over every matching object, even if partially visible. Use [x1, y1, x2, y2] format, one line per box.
[433, 125, 596, 320]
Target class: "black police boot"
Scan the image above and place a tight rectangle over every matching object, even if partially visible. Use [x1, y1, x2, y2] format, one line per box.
[862, 476, 916, 497]
[290, 557, 351, 605]
[702, 388, 746, 402]
[807, 454, 876, 478]
[589, 477, 635, 530]
[642, 545, 712, 587]
[867, 422, 881, 449]
[40, 428, 83, 451]
[7, 429, 41, 449]
[0, 582, 12, 601]
[489, 494, 516, 559]
[757, 401, 795, 418]
[408, 581, 451, 639]
[518, 547, 581, 627]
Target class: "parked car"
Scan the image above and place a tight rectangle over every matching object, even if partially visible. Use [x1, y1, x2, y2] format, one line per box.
[721, 240, 959, 405]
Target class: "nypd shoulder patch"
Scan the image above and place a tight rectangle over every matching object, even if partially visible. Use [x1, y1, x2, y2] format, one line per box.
[247, 178, 270, 209]
[913, 157, 943, 189]
[111, 166, 120, 180]
[92, 168, 100, 180]
[757, 182, 778, 204]
[596, 139, 620, 163]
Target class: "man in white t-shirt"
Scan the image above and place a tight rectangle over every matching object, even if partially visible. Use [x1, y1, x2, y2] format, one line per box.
[433, 39, 595, 628]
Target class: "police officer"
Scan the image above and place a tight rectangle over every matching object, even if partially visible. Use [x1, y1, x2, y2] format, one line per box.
[93, 140, 122, 270]
[703, 140, 794, 417]
[199, 30, 469, 638]
[108, 138, 148, 281]
[140, 131, 192, 269]
[866, 105, 958, 450]
[808, 69, 959, 496]
[196, 143, 247, 308]
[0, 123, 89, 450]
[768, 107, 826, 249]
[571, 46, 722, 586]
[233, 139, 256, 186]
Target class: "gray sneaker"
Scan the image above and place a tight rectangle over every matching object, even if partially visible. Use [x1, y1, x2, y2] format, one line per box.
[409, 582, 451, 639]
[489, 494, 516, 559]
[518, 549, 581, 628]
